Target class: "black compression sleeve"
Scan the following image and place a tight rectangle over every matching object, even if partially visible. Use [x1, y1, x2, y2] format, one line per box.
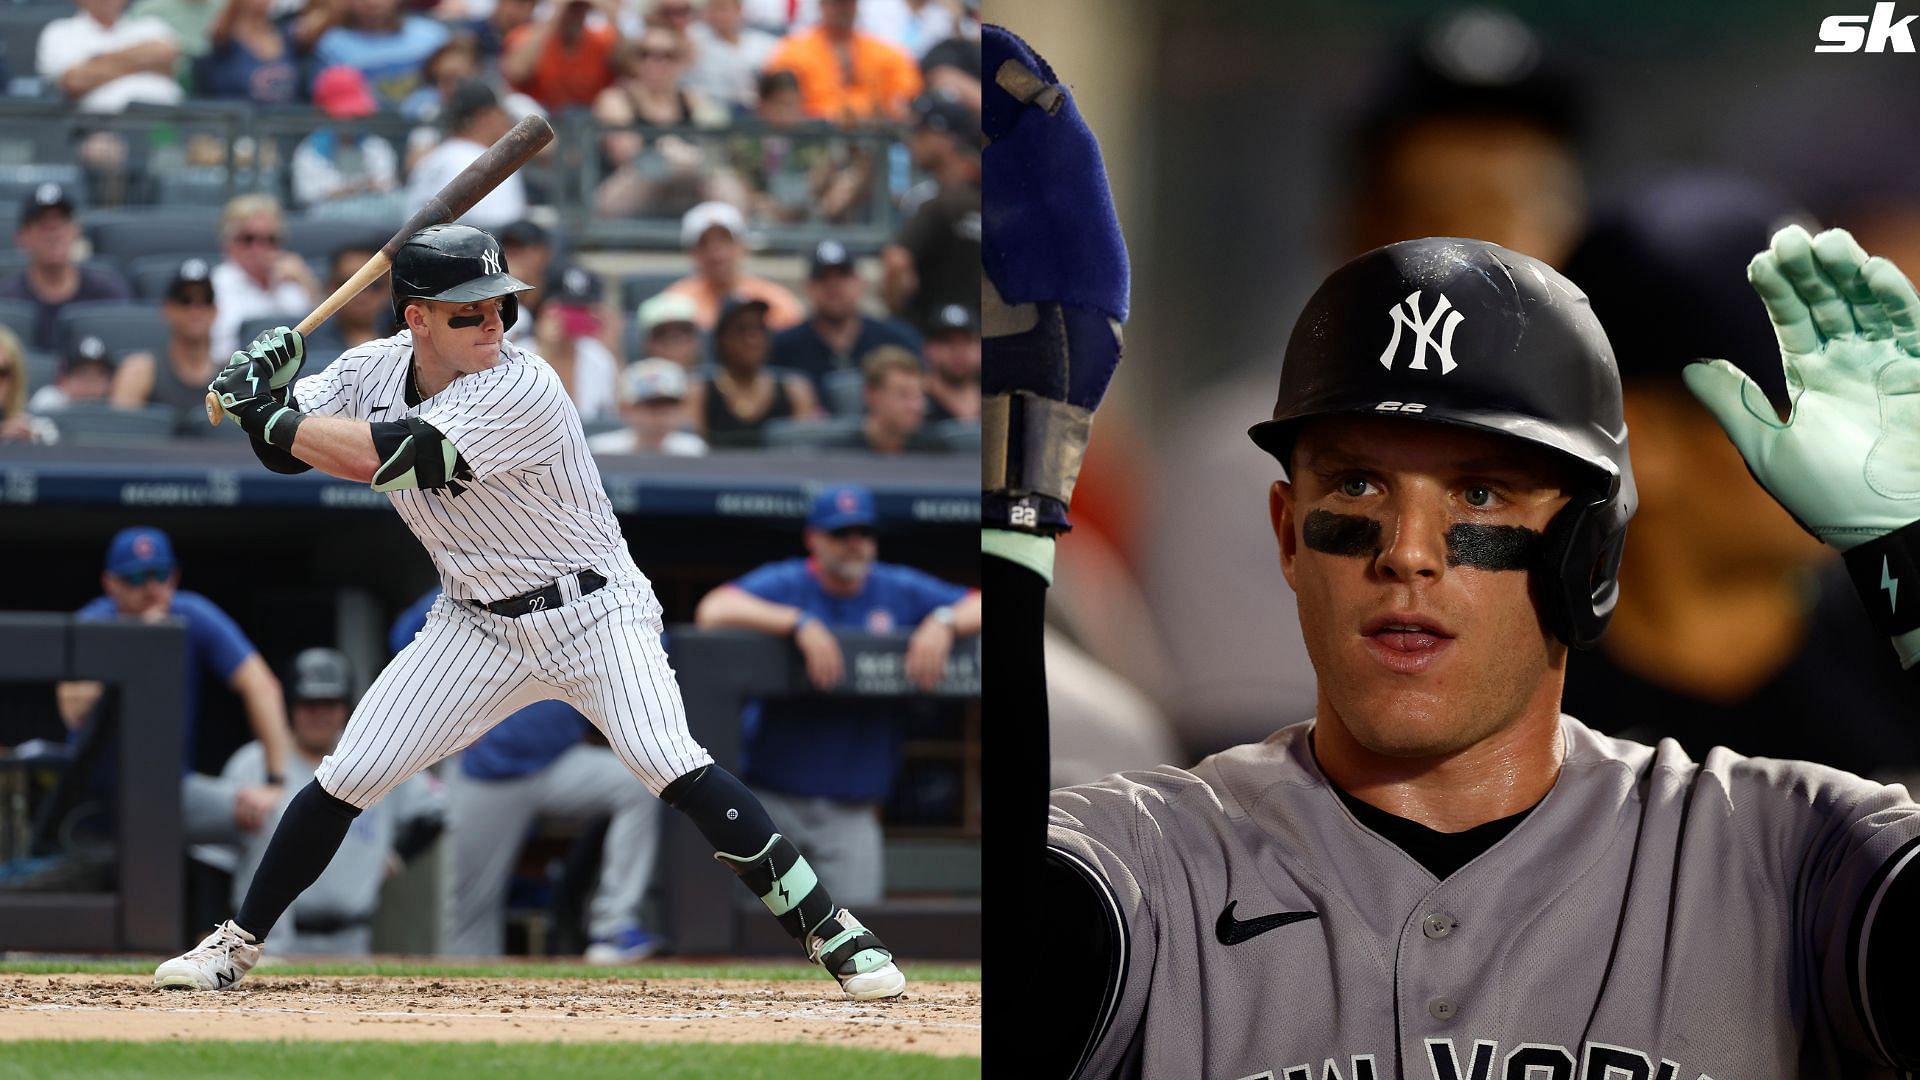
[1855, 834, 1920, 1068]
[984, 553, 1051, 1071]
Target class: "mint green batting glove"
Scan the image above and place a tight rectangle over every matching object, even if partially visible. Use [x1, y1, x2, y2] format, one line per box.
[1682, 224, 1920, 666]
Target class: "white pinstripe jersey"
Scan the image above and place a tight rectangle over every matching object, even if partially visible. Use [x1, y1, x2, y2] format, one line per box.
[293, 330, 643, 602]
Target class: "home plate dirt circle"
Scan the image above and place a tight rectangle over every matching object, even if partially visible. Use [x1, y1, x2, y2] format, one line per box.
[0, 974, 981, 1056]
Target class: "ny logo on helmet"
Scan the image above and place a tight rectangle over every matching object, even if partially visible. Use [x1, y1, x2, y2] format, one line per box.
[1379, 291, 1464, 375]
[480, 248, 503, 276]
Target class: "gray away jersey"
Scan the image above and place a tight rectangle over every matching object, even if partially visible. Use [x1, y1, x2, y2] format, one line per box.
[1048, 716, 1920, 1079]
[292, 331, 643, 601]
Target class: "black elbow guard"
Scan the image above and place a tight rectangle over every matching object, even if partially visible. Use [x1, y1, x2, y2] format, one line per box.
[370, 417, 465, 491]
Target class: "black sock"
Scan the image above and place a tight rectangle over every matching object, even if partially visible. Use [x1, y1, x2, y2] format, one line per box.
[233, 779, 361, 940]
[662, 764, 838, 942]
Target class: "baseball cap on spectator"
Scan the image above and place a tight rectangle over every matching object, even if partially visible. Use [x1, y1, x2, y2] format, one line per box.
[105, 526, 175, 579]
[547, 264, 603, 336]
[313, 65, 378, 120]
[500, 219, 550, 249]
[680, 201, 747, 249]
[807, 484, 877, 531]
[292, 647, 352, 702]
[19, 182, 74, 226]
[619, 357, 689, 405]
[927, 302, 977, 336]
[64, 334, 115, 376]
[445, 79, 503, 132]
[167, 258, 215, 305]
[549, 263, 602, 306]
[914, 94, 981, 148]
[809, 239, 855, 279]
[638, 292, 699, 334]
[715, 295, 770, 330]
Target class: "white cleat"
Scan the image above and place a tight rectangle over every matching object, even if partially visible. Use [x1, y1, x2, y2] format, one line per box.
[154, 920, 261, 991]
[806, 908, 907, 1001]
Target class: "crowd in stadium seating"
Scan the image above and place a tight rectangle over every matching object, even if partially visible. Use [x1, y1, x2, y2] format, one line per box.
[0, 0, 980, 456]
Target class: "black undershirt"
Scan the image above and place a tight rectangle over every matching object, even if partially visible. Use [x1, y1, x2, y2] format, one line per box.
[1331, 784, 1538, 879]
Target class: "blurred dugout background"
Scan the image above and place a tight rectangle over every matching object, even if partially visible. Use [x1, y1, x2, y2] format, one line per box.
[999, 2, 1920, 785]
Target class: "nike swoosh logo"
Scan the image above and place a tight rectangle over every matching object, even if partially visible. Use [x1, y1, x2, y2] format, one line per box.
[1215, 900, 1318, 946]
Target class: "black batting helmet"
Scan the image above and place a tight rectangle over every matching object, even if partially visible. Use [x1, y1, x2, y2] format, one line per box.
[1247, 236, 1635, 649]
[390, 223, 534, 327]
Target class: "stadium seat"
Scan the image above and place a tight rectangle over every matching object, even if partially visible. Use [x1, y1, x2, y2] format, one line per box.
[581, 416, 626, 439]
[236, 313, 305, 347]
[930, 418, 980, 453]
[23, 348, 56, 394]
[0, 9, 65, 108]
[619, 272, 684, 314]
[83, 208, 223, 265]
[0, 298, 35, 345]
[43, 403, 176, 446]
[821, 368, 865, 416]
[127, 253, 221, 300]
[284, 216, 394, 261]
[54, 301, 164, 357]
[0, 164, 85, 210]
[762, 415, 862, 450]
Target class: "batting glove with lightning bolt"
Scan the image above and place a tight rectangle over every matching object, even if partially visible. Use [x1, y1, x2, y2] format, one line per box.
[209, 325, 305, 417]
[981, 24, 1129, 582]
[1683, 224, 1920, 666]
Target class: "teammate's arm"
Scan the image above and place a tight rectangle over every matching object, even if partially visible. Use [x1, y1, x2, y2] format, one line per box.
[982, 25, 1132, 1076]
[694, 584, 845, 689]
[226, 654, 292, 784]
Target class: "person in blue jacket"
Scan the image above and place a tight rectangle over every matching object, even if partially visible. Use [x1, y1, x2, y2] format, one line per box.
[389, 590, 666, 963]
[693, 484, 981, 903]
[59, 525, 292, 844]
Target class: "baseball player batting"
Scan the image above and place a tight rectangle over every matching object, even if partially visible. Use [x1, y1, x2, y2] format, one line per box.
[152, 223, 904, 1001]
[983, 26, 1920, 1080]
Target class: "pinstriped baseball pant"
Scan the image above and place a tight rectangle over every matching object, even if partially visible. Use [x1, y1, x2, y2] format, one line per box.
[315, 575, 713, 809]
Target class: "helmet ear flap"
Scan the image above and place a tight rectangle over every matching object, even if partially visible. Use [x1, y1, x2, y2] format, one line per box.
[1534, 491, 1628, 649]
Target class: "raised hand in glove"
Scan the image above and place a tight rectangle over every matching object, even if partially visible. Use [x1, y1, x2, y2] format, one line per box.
[1683, 224, 1920, 664]
[209, 326, 305, 417]
[209, 326, 307, 445]
[982, 25, 1128, 580]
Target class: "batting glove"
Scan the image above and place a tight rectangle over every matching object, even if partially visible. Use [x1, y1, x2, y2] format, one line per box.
[208, 326, 305, 417]
[1683, 224, 1920, 665]
[982, 25, 1128, 581]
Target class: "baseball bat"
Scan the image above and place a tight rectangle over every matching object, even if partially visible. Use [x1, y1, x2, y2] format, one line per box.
[205, 113, 556, 426]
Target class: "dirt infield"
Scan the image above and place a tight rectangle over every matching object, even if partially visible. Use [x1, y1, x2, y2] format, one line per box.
[0, 974, 980, 1056]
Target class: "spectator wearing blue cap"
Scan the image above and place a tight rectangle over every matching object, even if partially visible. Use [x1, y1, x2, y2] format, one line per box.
[57, 526, 294, 844]
[768, 239, 922, 404]
[693, 484, 979, 902]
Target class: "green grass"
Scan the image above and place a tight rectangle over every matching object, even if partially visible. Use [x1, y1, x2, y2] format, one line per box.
[0, 958, 980, 982]
[0, 1041, 980, 1078]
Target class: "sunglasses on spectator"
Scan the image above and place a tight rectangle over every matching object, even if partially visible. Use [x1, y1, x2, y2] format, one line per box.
[657, 3, 693, 15]
[235, 232, 280, 247]
[638, 48, 678, 60]
[116, 569, 170, 586]
[827, 527, 875, 541]
[168, 292, 214, 307]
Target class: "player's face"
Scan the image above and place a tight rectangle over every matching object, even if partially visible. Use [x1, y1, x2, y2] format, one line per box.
[102, 568, 178, 621]
[291, 699, 349, 756]
[1272, 416, 1573, 759]
[806, 526, 877, 587]
[413, 297, 508, 373]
